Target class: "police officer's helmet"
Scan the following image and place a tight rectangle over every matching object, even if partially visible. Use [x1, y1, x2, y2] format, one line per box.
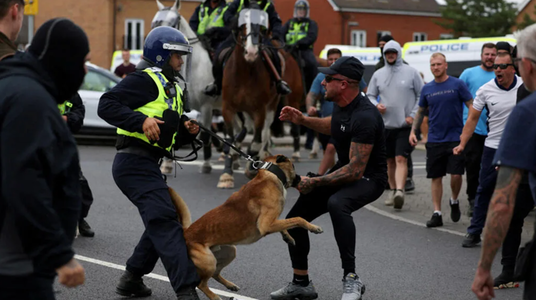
[294, 0, 309, 18]
[143, 26, 193, 68]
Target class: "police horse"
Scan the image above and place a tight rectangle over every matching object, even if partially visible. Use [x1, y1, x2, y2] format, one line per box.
[153, 0, 245, 174]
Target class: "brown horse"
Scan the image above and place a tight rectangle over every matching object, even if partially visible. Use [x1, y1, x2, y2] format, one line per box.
[316, 56, 329, 67]
[217, 4, 280, 188]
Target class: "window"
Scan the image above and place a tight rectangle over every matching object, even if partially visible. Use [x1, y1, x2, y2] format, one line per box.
[440, 33, 454, 40]
[125, 19, 144, 50]
[413, 32, 427, 41]
[81, 71, 118, 93]
[376, 31, 391, 45]
[351, 30, 366, 47]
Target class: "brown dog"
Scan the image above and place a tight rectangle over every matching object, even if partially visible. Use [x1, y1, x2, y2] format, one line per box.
[169, 154, 323, 300]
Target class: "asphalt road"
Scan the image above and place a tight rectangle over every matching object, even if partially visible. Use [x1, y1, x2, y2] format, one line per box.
[54, 145, 525, 300]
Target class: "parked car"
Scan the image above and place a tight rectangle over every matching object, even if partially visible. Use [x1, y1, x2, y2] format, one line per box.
[78, 62, 121, 136]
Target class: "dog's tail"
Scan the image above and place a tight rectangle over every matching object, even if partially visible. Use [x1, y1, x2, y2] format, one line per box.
[168, 187, 192, 229]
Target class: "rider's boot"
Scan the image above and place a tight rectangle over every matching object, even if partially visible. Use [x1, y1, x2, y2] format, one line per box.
[276, 80, 291, 95]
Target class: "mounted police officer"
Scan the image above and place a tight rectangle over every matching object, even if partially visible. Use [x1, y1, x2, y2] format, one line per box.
[189, 0, 230, 56]
[204, 0, 291, 97]
[98, 26, 201, 300]
[282, 0, 318, 92]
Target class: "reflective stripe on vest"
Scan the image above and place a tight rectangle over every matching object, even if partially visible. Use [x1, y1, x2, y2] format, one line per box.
[116, 68, 184, 152]
[58, 101, 73, 115]
[285, 21, 309, 46]
[198, 4, 229, 35]
[237, 0, 270, 12]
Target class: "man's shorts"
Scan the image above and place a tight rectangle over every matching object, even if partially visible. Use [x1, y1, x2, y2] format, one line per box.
[385, 127, 414, 159]
[425, 142, 465, 178]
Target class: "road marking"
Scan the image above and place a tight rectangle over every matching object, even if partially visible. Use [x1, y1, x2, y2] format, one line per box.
[74, 254, 258, 300]
[175, 161, 246, 174]
[364, 205, 465, 237]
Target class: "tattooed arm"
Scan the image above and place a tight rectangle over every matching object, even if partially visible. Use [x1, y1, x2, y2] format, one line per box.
[472, 166, 522, 300]
[297, 142, 372, 193]
[409, 106, 425, 146]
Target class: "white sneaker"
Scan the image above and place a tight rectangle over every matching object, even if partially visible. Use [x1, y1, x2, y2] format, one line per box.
[393, 189, 405, 209]
[341, 273, 365, 300]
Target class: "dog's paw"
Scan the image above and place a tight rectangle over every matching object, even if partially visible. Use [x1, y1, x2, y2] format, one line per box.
[283, 235, 296, 246]
[310, 225, 323, 234]
[227, 284, 240, 292]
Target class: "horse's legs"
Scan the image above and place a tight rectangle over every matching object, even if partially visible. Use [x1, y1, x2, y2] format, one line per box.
[217, 106, 236, 189]
[261, 109, 274, 158]
[245, 110, 266, 179]
[291, 122, 301, 162]
[199, 103, 214, 174]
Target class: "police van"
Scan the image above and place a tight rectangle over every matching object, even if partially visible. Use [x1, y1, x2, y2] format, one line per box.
[110, 50, 143, 73]
[319, 45, 381, 83]
[402, 37, 516, 83]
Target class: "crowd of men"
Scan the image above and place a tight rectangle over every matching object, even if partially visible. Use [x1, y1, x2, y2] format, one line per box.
[1, 0, 536, 299]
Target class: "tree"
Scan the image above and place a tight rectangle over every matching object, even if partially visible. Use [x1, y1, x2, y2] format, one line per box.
[518, 5, 536, 30]
[435, 0, 518, 38]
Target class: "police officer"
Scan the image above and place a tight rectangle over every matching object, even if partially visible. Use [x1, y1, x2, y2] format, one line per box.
[282, 0, 318, 92]
[204, 0, 291, 96]
[98, 26, 201, 300]
[59, 93, 95, 237]
[189, 0, 230, 55]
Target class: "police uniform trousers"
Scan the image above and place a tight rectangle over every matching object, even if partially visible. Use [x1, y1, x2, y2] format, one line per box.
[112, 152, 199, 292]
[78, 170, 93, 220]
[296, 49, 318, 92]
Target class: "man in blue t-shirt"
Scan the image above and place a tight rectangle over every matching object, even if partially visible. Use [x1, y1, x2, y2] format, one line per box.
[410, 53, 473, 228]
[306, 48, 367, 175]
[458, 43, 497, 217]
[472, 25, 536, 300]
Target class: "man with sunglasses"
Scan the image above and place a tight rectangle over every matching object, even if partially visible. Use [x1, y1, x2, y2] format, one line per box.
[472, 24, 536, 300]
[367, 40, 423, 210]
[274, 56, 387, 300]
[453, 53, 522, 249]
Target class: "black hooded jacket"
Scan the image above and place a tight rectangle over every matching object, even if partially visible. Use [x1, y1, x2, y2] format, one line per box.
[0, 52, 82, 276]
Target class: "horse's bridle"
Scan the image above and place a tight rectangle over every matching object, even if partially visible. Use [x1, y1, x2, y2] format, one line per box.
[174, 12, 200, 45]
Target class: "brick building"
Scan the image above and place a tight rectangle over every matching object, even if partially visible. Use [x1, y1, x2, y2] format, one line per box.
[29, 0, 200, 69]
[23, 0, 452, 69]
[273, 0, 452, 56]
[517, 0, 536, 25]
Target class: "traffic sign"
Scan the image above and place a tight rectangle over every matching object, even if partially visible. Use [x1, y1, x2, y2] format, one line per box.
[24, 0, 38, 15]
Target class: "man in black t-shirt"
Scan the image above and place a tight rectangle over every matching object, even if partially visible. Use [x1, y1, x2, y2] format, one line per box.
[272, 56, 387, 300]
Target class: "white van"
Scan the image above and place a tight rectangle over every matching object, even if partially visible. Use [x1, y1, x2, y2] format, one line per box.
[319, 45, 381, 83]
[402, 37, 517, 83]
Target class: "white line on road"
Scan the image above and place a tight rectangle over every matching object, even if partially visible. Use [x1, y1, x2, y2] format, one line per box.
[74, 255, 258, 300]
[364, 205, 465, 237]
[174, 161, 246, 174]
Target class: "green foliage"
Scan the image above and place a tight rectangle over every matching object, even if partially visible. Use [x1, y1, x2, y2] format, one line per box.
[435, 0, 518, 37]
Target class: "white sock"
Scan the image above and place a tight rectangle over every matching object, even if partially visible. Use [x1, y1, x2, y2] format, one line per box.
[450, 198, 459, 205]
[434, 210, 442, 216]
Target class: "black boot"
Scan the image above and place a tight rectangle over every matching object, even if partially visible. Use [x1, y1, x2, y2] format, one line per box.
[176, 286, 200, 300]
[277, 80, 291, 95]
[78, 219, 95, 237]
[116, 270, 152, 297]
[204, 82, 220, 96]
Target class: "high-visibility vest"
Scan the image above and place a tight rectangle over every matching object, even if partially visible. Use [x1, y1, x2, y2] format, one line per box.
[197, 4, 229, 35]
[285, 21, 310, 47]
[58, 101, 73, 115]
[116, 68, 183, 152]
[237, 0, 270, 12]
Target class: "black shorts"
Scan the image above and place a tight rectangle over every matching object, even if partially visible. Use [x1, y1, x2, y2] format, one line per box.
[318, 134, 333, 151]
[425, 142, 465, 178]
[385, 127, 414, 158]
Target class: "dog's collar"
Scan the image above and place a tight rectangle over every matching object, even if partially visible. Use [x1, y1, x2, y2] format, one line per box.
[255, 161, 291, 188]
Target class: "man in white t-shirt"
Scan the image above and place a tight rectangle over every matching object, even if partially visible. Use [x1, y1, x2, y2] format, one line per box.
[453, 53, 522, 248]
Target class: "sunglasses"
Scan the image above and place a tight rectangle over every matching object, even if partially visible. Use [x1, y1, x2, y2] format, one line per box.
[493, 63, 514, 70]
[325, 75, 358, 84]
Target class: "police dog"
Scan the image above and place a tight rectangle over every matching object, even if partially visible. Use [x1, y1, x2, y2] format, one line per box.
[169, 155, 323, 300]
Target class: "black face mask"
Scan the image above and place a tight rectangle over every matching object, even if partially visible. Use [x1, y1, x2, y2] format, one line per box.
[28, 18, 89, 103]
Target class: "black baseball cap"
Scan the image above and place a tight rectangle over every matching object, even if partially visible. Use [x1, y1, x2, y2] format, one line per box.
[318, 56, 364, 82]
[496, 41, 511, 52]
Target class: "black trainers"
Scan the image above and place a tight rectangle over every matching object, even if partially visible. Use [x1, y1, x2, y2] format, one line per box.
[277, 80, 292, 95]
[270, 281, 318, 300]
[176, 286, 200, 300]
[426, 213, 443, 228]
[116, 270, 152, 297]
[203, 82, 220, 96]
[405, 177, 415, 192]
[78, 219, 95, 237]
[450, 200, 461, 223]
[462, 233, 481, 248]
[493, 269, 519, 289]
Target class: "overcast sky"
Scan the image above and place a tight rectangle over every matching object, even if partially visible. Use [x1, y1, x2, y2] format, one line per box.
[435, 0, 525, 7]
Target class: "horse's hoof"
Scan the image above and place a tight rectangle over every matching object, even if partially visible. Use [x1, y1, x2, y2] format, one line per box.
[217, 173, 234, 189]
[199, 162, 212, 174]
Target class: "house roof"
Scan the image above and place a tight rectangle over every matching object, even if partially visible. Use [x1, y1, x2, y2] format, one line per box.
[518, 0, 533, 12]
[330, 0, 440, 15]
